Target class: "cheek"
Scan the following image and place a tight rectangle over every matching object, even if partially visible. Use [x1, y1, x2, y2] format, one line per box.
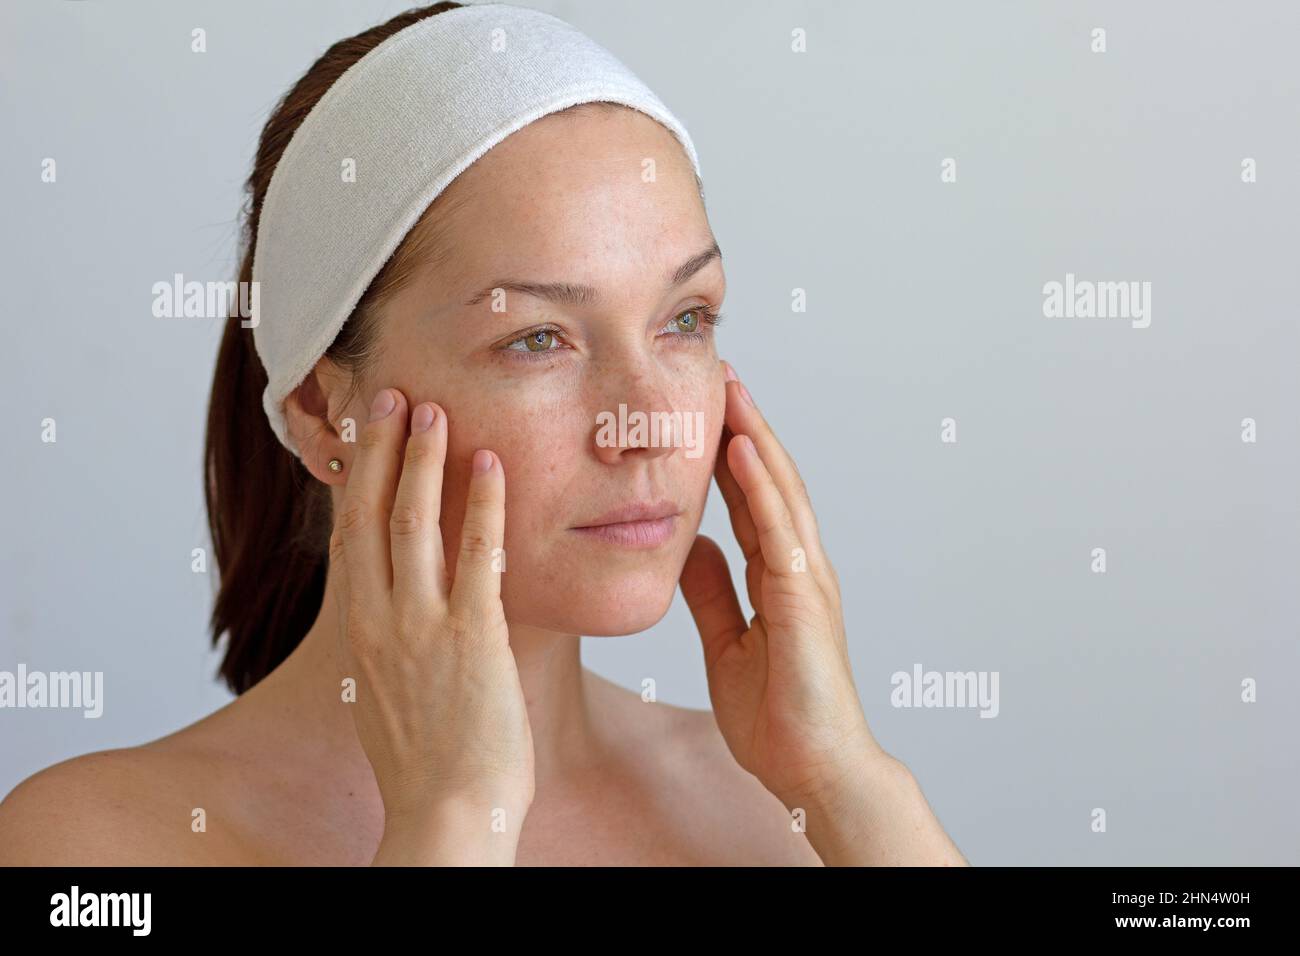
[684, 373, 726, 504]
[703, 375, 726, 451]
[681, 357, 726, 454]
[436, 384, 588, 540]
[436, 386, 590, 624]
[444, 384, 586, 473]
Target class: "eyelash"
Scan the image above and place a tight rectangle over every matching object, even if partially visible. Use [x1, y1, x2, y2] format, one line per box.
[498, 305, 725, 362]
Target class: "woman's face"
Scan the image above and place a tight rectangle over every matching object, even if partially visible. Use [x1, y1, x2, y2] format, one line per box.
[346, 106, 726, 635]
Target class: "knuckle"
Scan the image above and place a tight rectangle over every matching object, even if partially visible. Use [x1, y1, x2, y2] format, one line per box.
[762, 516, 798, 550]
[464, 485, 497, 512]
[755, 511, 783, 539]
[359, 421, 388, 450]
[776, 502, 798, 535]
[404, 440, 434, 469]
[458, 522, 494, 557]
[792, 470, 810, 503]
[388, 501, 425, 538]
[337, 495, 373, 534]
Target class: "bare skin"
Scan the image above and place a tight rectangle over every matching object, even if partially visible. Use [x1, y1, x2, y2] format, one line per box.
[0, 668, 813, 866]
[0, 106, 965, 866]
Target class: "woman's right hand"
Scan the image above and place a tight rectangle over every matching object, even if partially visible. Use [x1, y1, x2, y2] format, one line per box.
[329, 386, 535, 865]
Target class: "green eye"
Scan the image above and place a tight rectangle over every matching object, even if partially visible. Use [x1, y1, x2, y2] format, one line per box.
[499, 324, 566, 361]
[663, 305, 721, 338]
[673, 310, 700, 333]
[523, 329, 555, 352]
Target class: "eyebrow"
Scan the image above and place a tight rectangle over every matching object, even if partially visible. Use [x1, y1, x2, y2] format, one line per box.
[463, 241, 722, 308]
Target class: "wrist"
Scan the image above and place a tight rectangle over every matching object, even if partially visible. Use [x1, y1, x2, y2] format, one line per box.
[783, 752, 969, 867]
[777, 741, 910, 866]
[773, 721, 891, 817]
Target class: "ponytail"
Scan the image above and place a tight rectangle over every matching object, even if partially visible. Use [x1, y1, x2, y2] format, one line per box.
[204, 2, 463, 694]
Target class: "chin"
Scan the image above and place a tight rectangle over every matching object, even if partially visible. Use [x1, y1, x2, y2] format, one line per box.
[503, 565, 680, 636]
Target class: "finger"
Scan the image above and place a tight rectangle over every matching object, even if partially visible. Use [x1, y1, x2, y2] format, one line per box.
[448, 448, 506, 627]
[329, 525, 356, 666]
[726, 432, 810, 587]
[721, 363, 837, 600]
[390, 401, 449, 610]
[337, 387, 409, 597]
[721, 364, 825, 561]
[713, 422, 760, 563]
[714, 421, 765, 612]
[679, 535, 748, 671]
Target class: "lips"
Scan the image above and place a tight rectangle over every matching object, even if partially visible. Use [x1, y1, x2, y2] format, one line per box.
[570, 500, 681, 548]
[572, 500, 680, 529]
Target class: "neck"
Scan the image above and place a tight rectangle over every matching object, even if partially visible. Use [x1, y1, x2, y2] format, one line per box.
[253, 558, 604, 793]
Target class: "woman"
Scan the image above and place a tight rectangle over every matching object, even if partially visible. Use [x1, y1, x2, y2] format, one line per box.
[0, 1, 966, 866]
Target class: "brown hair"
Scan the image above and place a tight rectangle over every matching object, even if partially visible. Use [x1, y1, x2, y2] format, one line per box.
[206, 3, 681, 695]
[205, 2, 467, 695]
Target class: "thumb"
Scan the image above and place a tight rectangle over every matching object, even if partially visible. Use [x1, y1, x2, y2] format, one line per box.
[680, 534, 748, 671]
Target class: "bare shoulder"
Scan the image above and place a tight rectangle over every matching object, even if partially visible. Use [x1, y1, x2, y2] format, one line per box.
[0, 738, 261, 866]
[586, 673, 822, 866]
[666, 705, 823, 866]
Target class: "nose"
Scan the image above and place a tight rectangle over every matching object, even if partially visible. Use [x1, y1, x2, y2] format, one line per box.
[590, 368, 681, 465]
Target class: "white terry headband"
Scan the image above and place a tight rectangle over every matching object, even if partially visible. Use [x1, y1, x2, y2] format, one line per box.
[250, 1, 702, 460]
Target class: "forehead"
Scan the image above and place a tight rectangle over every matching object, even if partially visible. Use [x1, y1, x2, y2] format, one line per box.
[433, 107, 707, 272]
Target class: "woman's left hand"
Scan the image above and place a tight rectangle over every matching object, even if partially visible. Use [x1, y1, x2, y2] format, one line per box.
[680, 360, 969, 865]
[680, 361, 886, 811]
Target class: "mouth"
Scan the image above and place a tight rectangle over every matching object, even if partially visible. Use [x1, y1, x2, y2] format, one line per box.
[570, 500, 681, 549]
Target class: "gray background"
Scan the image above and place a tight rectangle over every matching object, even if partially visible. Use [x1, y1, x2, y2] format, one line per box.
[2, 0, 1297, 865]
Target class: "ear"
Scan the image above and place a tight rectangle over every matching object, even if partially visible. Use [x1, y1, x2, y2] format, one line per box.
[284, 359, 353, 486]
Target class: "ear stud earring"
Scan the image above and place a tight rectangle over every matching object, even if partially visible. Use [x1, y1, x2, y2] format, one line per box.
[328, 458, 343, 473]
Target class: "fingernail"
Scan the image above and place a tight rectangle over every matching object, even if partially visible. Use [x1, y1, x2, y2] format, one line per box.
[737, 380, 755, 408]
[411, 403, 436, 434]
[722, 360, 738, 383]
[369, 389, 396, 422]
[472, 449, 493, 474]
